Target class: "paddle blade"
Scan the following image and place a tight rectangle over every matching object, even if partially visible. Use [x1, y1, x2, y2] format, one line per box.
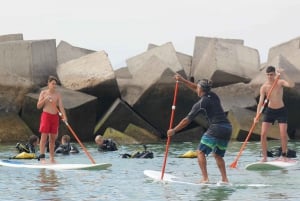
[230, 160, 238, 168]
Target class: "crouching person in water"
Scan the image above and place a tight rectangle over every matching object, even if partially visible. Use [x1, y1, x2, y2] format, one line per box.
[95, 135, 118, 151]
[55, 135, 79, 154]
[13, 135, 39, 159]
[167, 74, 232, 184]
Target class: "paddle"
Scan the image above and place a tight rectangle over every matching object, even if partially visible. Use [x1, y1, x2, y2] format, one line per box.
[230, 74, 280, 168]
[161, 80, 179, 180]
[51, 102, 96, 164]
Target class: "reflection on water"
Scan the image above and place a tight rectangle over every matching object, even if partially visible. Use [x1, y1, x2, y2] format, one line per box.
[38, 169, 59, 193]
[196, 187, 236, 201]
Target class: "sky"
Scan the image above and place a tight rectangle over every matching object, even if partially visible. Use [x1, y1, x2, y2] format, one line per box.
[1, 0, 300, 69]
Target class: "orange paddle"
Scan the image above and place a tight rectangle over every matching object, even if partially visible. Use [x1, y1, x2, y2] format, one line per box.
[161, 80, 179, 180]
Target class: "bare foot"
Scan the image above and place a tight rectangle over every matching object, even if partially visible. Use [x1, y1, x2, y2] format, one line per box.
[200, 179, 209, 184]
[222, 178, 229, 183]
[50, 158, 56, 164]
[39, 158, 46, 164]
[277, 157, 288, 162]
[260, 158, 267, 162]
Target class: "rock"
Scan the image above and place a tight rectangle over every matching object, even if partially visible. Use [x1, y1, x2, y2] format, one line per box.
[0, 72, 35, 113]
[124, 123, 160, 143]
[57, 51, 120, 118]
[212, 82, 257, 112]
[0, 112, 34, 143]
[0, 39, 57, 86]
[268, 36, 300, 71]
[148, 43, 192, 79]
[94, 98, 161, 138]
[0, 33, 23, 42]
[103, 127, 139, 145]
[57, 40, 95, 65]
[192, 36, 260, 86]
[126, 42, 185, 76]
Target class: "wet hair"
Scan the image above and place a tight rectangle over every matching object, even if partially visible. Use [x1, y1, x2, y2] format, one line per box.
[197, 79, 212, 92]
[61, 135, 71, 143]
[266, 66, 276, 73]
[28, 135, 39, 145]
[48, 75, 58, 83]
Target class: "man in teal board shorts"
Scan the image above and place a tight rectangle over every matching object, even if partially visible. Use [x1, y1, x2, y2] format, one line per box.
[167, 74, 232, 183]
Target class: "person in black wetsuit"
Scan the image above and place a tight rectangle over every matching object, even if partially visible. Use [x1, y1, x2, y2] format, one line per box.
[167, 74, 232, 184]
[13, 135, 39, 159]
[16, 135, 39, 154]
[95, 135, 118, 151]
[55, 135, 79, 154]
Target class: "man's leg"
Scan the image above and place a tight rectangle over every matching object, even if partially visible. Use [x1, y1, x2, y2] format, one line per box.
[49, 133, 58, 163]
[261, 122, 271, 162]
[197, 150, 209, 183]
[214, 154, 229, 183]
[279, 123, 288, 158]
[39, 133, 47, 158]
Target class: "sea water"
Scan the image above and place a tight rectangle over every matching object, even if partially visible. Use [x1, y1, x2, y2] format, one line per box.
[0, 140, 300, 201]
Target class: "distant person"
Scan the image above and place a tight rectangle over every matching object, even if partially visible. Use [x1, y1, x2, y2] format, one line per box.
[15, 135, 39, 154]
[55, 135, 79, 154]
[95, 135, 118, 151]
[13, 135, 39, 159]
[257, 66, 294, 162]
[167, 74, 232, 184]
[121, 145, 153, 159]
[37, 75, 67, 163]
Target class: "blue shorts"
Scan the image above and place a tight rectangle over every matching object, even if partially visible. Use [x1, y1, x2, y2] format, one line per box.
[263, 107, 287, 124]
[198, 134, 229, 157]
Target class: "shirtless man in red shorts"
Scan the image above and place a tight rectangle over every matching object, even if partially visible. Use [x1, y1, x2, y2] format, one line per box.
[37, 76, 67, 163]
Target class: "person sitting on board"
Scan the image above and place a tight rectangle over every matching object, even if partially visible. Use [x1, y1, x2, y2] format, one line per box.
[256, 66, 295, 162]
[55, 135, 80, 154]
[95, 135, 118, 151]
[12, 135, 39, 159]
[167, 74, 232, 184]
[121, 145, 153, 158]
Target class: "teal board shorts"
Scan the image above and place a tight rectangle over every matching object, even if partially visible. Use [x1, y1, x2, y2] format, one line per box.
[198, 134, 229, 157]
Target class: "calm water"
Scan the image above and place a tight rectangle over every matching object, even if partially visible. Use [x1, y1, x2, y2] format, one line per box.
[0, 140, 300, 201]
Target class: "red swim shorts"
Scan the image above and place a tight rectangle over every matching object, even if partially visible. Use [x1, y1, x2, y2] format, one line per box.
[39, 112, 59, 134]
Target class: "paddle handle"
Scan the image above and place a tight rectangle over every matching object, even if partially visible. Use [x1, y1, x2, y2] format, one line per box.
[161, 80, 179, 180]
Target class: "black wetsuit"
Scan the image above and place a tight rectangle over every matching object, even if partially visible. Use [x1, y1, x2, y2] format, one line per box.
[55, 143, 79, 154]
[186, 91, 232, 140]
[98, 139, 118, 151]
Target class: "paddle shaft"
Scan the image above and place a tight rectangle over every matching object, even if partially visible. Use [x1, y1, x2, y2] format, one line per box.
[52, 102, 96, 164]
[230, 74, 280, 168]
[161, 80, 179, 180]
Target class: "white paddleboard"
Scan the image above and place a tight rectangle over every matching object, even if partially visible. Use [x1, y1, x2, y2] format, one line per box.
[144, 170, 232, 187]
[0, 159, 112, 170]
[144, 170, 271, 187]
[245, 159, 298, 171]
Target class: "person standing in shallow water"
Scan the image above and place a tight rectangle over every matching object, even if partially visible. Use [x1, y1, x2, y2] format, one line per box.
[257, 66, 294, 162]
[37, 75, 67, 163]
[167, 74, 232, 183]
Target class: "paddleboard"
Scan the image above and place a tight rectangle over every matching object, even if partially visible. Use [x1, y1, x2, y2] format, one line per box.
[144, 170, 232, 186]
[245, 159, 298, 171]
[0, 159, 112, 170]
[144, 170, 271, 187]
